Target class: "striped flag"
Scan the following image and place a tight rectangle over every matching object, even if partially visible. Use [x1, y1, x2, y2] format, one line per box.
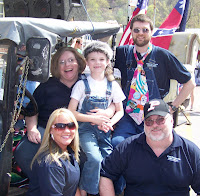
[118, 0, 149, 46]
[151, 0, 189, 49]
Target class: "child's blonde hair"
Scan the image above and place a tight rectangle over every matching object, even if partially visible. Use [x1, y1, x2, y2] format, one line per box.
[83, 41, 115, 81]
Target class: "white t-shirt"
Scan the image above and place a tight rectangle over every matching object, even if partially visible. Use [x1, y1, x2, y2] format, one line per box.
[71, 75, 126, 111]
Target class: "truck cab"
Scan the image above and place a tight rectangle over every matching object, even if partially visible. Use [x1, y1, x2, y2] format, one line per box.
[0, 17, 120, 195]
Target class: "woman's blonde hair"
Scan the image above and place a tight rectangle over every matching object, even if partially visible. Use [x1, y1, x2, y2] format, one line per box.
[31, 108, 80, 168]
[83, 41, 115, 81]
[51, 47, 86, 79]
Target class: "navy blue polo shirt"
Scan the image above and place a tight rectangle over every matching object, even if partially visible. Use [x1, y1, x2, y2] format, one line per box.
[26, 77, 77, 128]
[27, 148, 80, 196]
[100, 131, 200, 196]
[114, 45, 191, 99]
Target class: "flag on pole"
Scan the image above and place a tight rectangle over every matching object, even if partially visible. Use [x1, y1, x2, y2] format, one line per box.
[119, 0, 149, 46]
[177, 0, 190, 32]
[151, 0, 189, 50]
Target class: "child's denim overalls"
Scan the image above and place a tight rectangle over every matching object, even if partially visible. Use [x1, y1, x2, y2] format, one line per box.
[78, 78, 113, 194]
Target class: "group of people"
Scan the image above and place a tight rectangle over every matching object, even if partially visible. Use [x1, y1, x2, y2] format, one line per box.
[14, 14, 200, 196]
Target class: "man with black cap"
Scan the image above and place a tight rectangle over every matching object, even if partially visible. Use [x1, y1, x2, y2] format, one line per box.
[99, 99, 200, 196]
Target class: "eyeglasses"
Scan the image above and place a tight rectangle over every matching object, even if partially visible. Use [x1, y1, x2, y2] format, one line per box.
[133, 28, 150, 34]
[59, 58, 77, 65]
[145, 116, 167, 127]
[52, 122, 76, 131]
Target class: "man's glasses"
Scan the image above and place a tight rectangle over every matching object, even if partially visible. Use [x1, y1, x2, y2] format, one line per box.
[52, 122, 76, 131]
[133, 28, 150, 34]
[145, 117, 167, 127]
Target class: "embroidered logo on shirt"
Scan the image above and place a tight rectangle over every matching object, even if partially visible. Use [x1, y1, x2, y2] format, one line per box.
[167, 155, 181, 163]
[146, 59, 158, 68]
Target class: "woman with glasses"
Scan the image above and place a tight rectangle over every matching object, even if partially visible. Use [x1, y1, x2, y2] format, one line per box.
[14, 47, 86, 179]
[14, 46, 115, 180]
[27, 108, 81, 196]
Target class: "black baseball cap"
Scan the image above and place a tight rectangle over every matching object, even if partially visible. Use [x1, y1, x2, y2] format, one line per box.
[144, 99, 170, 120]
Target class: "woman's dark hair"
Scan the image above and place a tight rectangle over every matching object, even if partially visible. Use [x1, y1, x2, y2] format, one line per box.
[51, 47, 86, 79]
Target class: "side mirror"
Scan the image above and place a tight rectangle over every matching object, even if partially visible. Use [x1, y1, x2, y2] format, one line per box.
[26, 38, 51, 83]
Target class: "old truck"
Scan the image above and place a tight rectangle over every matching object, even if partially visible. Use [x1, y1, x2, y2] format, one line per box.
[0, 17, 120, 195]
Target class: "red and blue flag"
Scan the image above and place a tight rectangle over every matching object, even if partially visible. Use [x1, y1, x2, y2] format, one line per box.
[151, 0, 189, 49]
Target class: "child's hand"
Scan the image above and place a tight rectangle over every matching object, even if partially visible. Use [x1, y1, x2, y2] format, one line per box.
[98, 122, 113, 133]
[91, 115, 111, 127]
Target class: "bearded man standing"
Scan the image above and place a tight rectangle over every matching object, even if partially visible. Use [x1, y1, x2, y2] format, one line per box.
[111, 14, 195, 195]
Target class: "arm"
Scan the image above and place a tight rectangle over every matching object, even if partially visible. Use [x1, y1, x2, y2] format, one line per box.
[25, 114, 41, 144]
[170, 79, 195, 111]
[88, 102, 115, 118]
[100, 102, 124, 133]
[110, 102, 124, 126]
[75, 188, 81, 196]
[90, 103, 116, 132]
[68, 98, 111, 126]
[99, 177, 115, 196]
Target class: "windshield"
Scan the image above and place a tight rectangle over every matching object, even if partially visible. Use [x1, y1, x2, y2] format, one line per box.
[0, 45, 8, 101]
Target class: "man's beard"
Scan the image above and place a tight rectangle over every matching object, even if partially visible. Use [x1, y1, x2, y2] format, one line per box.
[144, 127, 171, 142]
[148, 132, 166, 141]
[133, 37, 150, 47]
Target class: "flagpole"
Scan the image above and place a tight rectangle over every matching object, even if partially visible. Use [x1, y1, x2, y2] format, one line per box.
[153, 0, 156, 28]
[127, 0, 131, 24]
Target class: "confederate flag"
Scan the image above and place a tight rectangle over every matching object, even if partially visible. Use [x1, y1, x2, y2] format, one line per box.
[151, 0, 189, 50]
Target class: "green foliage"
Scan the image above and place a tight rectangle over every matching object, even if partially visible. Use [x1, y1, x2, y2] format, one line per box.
[86, 0, 200, 28]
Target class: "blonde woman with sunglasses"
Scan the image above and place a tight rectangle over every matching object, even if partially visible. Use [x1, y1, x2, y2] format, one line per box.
[27, 108, 81, 196]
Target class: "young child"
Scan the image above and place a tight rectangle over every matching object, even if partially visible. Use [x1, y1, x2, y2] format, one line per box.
[68, 41, 125, 196]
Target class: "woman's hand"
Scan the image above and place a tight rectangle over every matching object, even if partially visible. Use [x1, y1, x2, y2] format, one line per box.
[25, 115, 40, 144]
[87, 102, 115, 118]
[27, 127, 41, 144]
[87, 107, 115, 132]
[87, 108, 108, 116]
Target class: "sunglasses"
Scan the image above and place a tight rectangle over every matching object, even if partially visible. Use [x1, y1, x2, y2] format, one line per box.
[133, 28, 150, 34]
[145, 117, 167, 127]
[52, 122, 76, 131]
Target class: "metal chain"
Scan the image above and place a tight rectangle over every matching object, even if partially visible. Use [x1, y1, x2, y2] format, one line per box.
[0, 56, 30, 153]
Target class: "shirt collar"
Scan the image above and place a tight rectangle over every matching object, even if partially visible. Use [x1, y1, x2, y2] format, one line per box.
[170, 130, 183, 148]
